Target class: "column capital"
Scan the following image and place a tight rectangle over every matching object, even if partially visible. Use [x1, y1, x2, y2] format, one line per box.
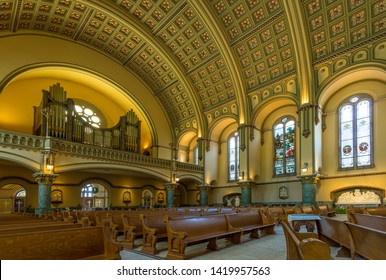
[33, 172, 58, 185]
[197, 184, 211, 192]
[164, 182, 179, 191]
[237, 180, 257, 188]
[297, 174, 320, 184]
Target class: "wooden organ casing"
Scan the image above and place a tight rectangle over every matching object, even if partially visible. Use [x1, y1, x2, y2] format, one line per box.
[33, 83, 141, 153]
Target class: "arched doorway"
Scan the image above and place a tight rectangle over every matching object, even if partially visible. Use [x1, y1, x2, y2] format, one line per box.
[81, 183, 109, 210]
[0, 184, 26, 213]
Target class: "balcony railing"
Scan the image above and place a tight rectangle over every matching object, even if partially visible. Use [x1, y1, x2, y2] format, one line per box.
[0, 129, 204, 175]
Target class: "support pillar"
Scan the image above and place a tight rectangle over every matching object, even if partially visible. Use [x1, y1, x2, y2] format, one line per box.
[237, 181, 256, 206]
[33, 173, 58, 217]
[164, 182, 178, 208]
[197, 185, 210, 206]
[298, 175, 320, 206]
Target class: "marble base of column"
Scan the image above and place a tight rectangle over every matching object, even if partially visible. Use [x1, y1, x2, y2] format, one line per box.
[33, 173, 58, 217]
[237, 181, 256, 206]
[297, 175, 320, 206]
[164, 182, 178, 208]
[197, 185, 210, 206]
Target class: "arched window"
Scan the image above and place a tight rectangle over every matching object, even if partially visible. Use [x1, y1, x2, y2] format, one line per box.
[16, 190, 26, 197]
[73, 99, 107, 128]
[273, 117, 296, 176]
[339, 94, 373, 170]
[228, 132, 240, 181]
[81, 183, 109, 209]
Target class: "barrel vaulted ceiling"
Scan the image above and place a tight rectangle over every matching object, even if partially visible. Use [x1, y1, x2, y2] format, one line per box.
[0, 0, 384, 138]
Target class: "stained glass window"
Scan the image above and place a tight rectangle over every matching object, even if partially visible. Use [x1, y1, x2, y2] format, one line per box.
[228, 132, 240, 181]
[73, 99, 107, 128]
[273, 117, 296, 176]
[339, 95, 373, 169]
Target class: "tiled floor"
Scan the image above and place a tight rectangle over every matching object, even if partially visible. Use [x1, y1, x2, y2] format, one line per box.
[119, 223, 350, 260]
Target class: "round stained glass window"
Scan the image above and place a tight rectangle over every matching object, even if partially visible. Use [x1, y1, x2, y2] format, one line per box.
[74, 104, 103, 128]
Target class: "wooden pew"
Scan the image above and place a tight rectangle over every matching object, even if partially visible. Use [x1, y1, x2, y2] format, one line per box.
[344, 221, 386, 260]
[263, 206, 284, 224]
[139, 213, 169, 255]
[281, 220, 331, 260]
[225, 212, 275, 239]
[316, 216, 351, 257]
[122, 213, 144, 249]
[107, 212, 125, 240]
[0, 220, 89, 236]
[0, 220, 123, 260]
[163, 214, 242, 260]
[312, 205, 336, 217]
[347, 213, 386, 231]
[364, 207, 386, 216]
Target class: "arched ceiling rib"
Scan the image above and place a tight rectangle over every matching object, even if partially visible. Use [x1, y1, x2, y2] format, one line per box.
[0, 0, 384, 138]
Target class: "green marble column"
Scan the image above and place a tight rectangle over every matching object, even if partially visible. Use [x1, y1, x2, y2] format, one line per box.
[197, 185, 210, 206]
[298, 175, 320, 206]
[238, 181, 256, 206]
[33, 173, 58, 217]
[164, 182, 178, 208]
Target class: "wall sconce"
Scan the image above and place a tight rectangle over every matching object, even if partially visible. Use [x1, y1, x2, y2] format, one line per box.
[175, 177, 180, 182]
[238, 171, 245, 180]
[301, 162, 308, 173]
[46, 156, 54, 171]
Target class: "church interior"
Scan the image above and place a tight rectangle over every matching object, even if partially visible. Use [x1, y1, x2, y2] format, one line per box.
[0, 0, 385, 260]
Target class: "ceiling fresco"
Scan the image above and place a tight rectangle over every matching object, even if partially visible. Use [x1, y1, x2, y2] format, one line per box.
[0, 0, 384, 137]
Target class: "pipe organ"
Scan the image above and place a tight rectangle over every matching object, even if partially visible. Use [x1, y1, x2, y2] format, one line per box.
[33, 83, 141, 153]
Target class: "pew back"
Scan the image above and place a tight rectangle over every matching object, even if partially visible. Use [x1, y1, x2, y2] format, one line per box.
[348, 213, 386, 231]
[281, 220, 331, 260]
[0, 220, 122, 260]
[344, 221, 386, 260]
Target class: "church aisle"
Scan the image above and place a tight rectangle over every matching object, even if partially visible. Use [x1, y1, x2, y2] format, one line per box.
[119, 224, 350, 260]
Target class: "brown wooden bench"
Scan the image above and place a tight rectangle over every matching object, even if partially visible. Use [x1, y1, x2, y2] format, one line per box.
[262, 206, 284, 224]
[0, 220, 122, 260]
[347, 213, 386, 231]
[122, 213, 147, 249]
[344, 221, 386, 260]
[363, 206, 386, 216]
[312, 205, 336, 217]
[0, 219, 89, 236]
[316, 216, 351, 257]
[281, 220, 331, 260]
[140, 213, 169, 255]
[107, 212, 126, 240]
[225, 212, 275, 239]
[163, 214, 242, 260]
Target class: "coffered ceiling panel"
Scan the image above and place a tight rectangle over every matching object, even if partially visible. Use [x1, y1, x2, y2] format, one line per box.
[302, 0, 385, 64]
[0, 0, 384, 138]
[207, 0, 296, 93]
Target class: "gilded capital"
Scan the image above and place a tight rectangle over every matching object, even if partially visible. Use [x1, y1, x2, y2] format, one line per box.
[164, 182, 178, 191]
[297, 174, 320, 184]
[197, 184, 211, 192]
[33, 172, 58, 185]
[237, 180, 257, 188]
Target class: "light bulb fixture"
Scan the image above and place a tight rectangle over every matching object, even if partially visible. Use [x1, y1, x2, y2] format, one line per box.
[175, 177, 180, 182]
[301, 162, 308, 173]
[238, 171, 245, 180]
[46, 156, 54, 171]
